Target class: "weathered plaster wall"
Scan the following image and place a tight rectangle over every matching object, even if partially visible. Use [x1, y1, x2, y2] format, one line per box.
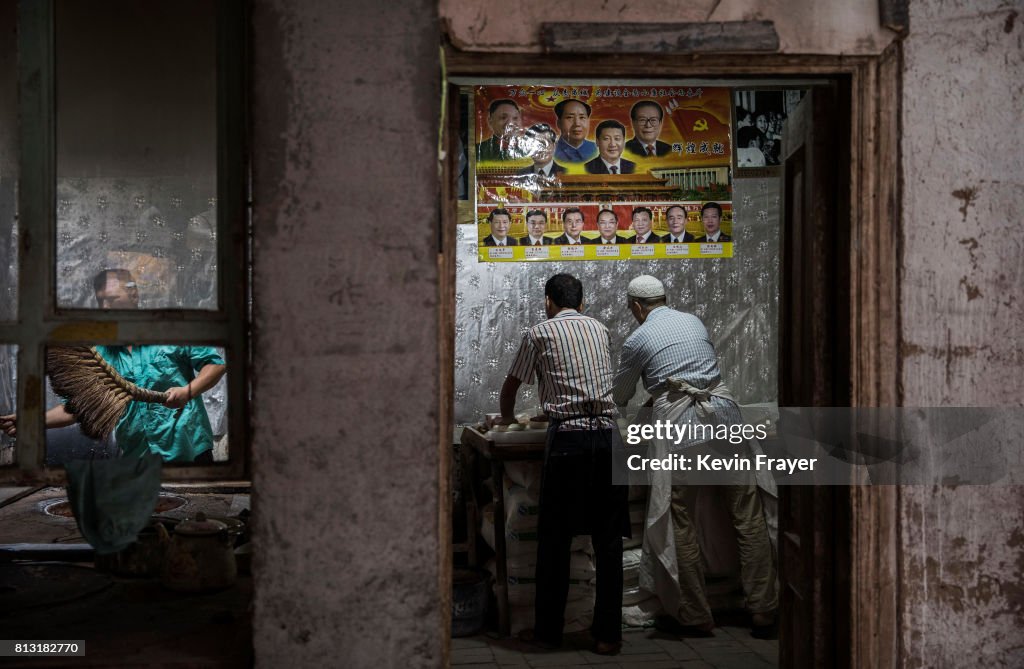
[250, 1, 442, 667]
[440, 0, 894, 54]
[900, 0, 1024, 666]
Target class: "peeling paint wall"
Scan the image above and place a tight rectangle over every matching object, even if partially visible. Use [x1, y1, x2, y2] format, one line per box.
[900, 0, 1024, 666]
[250, 1, 442, 667]
[439, 0, 894, 55]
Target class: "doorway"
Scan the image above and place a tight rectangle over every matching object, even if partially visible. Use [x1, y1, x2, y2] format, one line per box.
[439, 47, 901, 669]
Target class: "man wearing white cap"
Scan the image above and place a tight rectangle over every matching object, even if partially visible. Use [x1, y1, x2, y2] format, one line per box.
[611, 275, 778, 639]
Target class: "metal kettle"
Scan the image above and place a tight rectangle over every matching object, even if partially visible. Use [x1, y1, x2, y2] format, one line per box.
[161, 512, 237, 592]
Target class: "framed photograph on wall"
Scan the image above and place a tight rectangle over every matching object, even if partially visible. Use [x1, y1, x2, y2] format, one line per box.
[732, 88, 806, 178]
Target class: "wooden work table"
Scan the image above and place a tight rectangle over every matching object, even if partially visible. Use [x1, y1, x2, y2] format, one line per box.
[458, 425, 545, 637]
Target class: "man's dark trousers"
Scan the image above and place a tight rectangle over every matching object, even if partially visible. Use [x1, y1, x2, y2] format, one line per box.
[533, 426, 630, 645]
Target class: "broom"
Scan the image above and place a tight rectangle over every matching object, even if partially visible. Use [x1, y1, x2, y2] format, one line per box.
[47, 346, 169, 440]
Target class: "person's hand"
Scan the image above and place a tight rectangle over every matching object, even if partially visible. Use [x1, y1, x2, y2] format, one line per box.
[163, 385, 192, 410]
[0, 414, 15, 437]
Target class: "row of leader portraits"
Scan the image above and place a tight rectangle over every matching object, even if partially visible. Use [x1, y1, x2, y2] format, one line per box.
[477, 97, 674, 173]
[481, 203, 731, 247]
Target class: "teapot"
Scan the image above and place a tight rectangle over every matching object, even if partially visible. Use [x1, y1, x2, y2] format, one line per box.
[161, 512, 237, 592]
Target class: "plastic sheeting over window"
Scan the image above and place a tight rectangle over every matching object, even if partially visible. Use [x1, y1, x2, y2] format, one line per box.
[55, 177, 218, 310]
[453, 178, 780, 425]
[54, 0, 217, 310]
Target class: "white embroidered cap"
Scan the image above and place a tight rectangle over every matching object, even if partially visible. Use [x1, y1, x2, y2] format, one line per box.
[627, 275, 665, 298]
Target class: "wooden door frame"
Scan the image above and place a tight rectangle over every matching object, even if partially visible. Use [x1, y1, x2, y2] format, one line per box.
[438, 44, 902, 668]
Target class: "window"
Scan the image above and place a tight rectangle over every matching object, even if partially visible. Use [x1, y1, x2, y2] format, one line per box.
[0, 0, 248, 481]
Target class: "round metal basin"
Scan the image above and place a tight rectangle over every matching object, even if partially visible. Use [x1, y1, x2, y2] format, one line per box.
[42, 493, 188, 518]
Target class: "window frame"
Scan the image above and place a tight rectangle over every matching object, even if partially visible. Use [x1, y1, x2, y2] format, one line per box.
[0, 0, 249, 483]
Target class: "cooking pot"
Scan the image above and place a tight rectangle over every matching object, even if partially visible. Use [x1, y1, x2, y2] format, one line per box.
[161, 512, 237, 592]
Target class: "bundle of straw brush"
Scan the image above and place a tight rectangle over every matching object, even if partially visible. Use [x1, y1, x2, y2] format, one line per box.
[47, 346, 168, 439]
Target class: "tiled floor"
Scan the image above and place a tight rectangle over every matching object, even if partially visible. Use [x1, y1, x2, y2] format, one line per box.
[452, 625, 777, 668]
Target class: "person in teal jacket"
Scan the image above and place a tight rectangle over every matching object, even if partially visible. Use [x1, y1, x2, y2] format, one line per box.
[0, 269, 226, 463]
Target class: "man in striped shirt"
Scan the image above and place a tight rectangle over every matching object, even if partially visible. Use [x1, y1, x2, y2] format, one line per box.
[499, 273, 630, 656]
[612, 275, 778, 639]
